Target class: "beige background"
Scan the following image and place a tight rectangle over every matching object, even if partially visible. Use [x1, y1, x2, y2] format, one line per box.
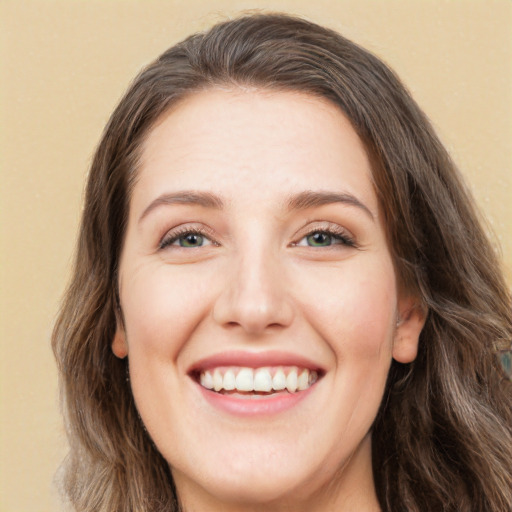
[1, 1, 511, 511]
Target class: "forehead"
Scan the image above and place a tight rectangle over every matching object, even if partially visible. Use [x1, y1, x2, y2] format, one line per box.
[135, 88, 378, 215]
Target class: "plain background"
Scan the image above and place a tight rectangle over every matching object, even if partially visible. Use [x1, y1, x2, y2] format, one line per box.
[1, 1, 511, 511]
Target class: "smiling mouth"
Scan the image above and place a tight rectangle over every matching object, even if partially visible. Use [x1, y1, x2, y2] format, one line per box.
[194, 366, 320, 395]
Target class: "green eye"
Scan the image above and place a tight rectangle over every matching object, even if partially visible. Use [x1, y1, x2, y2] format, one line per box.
[294, 228, 355, 249]
[159, 228, 216, 250]
[306, 232, 333, 247]
[179, 233, 204, 247]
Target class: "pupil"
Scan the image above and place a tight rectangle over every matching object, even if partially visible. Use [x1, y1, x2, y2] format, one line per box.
[181, 234, 202, 247]
[309, 232, 330, 246]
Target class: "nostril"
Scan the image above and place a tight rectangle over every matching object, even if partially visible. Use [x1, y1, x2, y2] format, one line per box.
[222, 321, 286, 331]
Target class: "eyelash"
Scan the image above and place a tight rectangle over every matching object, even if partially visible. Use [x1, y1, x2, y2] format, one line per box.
[294, 225, 356, 248]
[159, 226, 218, 250]
[158, 224, 356, 250]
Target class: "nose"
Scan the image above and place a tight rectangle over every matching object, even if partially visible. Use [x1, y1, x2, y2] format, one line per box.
[212, 248, 295, 335]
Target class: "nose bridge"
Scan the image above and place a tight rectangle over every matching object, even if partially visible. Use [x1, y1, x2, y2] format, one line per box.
[213, 234, 294, 334]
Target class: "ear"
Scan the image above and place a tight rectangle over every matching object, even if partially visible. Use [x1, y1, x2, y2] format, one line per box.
[392, 297, 427, 364]
[112, 323, 128, 359]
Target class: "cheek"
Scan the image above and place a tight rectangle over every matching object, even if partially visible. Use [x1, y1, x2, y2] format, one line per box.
[300, 260, 397, 359]
[342, 278, 395, 355]
[327, 272, 396, 433]
[120, 265, 216, 447]
[121, 264, 215, 360]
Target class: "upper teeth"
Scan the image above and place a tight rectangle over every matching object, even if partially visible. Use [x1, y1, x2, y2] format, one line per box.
[199, 367, 318, 393]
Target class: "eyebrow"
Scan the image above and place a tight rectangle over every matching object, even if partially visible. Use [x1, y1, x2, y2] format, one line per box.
[138, 189, 374, 223]
[138, 191, 224, 223]
[286, 190, 374, 220]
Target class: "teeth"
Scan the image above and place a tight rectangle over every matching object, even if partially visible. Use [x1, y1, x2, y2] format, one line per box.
[286, 368, 298, 392]
[297, 369, 309, 390]
[253, 368, 272, 392]
[198, 367, 319, 394]
[213, 369, 223, 392]
[200, 371, 214, 389]
[235, 368, 254, 392]
[223, 369, 236, 390]
[272, 369, 286, 390]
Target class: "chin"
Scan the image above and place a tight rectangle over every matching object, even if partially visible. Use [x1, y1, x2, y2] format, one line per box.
[174, 463, 316, 508]
[170, 432, 354, 510]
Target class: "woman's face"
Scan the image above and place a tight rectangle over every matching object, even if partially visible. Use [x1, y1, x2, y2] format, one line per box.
[113, 89, 424, 510]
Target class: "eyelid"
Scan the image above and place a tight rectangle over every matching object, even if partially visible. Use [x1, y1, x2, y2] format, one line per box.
[293, 221, 354, 239]
[157, 221, 356, 250]
[291, 221, 356, 248]
[159, 224, 219, 249]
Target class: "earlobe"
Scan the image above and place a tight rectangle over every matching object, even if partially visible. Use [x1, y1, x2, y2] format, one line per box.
[392, 301, 427, 364]
[112, 325, 128, 359]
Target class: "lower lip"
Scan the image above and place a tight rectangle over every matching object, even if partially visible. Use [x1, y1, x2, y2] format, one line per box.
[195, 381, 316, 416]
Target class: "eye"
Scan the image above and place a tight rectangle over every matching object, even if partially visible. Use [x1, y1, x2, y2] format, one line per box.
[159, 228, 216, 250]
[294, 228, 355, 248]
[306, 232, 335, 247]
[176, 233, 207, 248]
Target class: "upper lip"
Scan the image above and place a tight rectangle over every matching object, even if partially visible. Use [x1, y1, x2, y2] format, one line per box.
[188, 350, 324, 374]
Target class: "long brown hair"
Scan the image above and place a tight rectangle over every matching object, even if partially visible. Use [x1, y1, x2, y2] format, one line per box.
[53, 13, 512, 511]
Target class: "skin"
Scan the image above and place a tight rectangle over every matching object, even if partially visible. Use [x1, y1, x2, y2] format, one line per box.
[112, 88, 426, 512]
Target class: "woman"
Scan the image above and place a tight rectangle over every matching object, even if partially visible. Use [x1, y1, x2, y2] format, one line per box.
[52, 13, 512, 512]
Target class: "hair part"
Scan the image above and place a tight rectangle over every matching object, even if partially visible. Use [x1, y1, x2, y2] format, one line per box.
[53, 13, 512, 511]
